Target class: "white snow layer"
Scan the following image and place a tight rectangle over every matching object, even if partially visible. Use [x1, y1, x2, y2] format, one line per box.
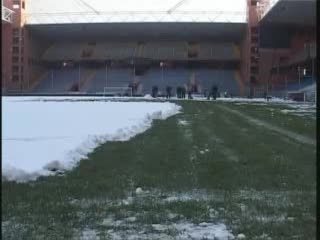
[2, 97, 181, 182]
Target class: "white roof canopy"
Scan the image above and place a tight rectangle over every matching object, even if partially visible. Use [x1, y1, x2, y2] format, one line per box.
[26, 0, 247, 24]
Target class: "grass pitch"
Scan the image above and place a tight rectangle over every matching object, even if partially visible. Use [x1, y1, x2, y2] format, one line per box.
[2, 100, 316, 239]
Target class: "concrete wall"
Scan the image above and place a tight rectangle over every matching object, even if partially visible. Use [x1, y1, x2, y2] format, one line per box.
[2, 0, 13, 90]
[1, 0, 52, 91]
[2, 22, 12, 90]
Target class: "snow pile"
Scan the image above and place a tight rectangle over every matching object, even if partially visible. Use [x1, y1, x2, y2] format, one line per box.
[101, 217, 234, 240]
[79, 228, 100, 240]
[175, 222, 234, 240]
[279, 103, 316, 117]
[2, 97, 181, 182]
[178, 119, 189, 126]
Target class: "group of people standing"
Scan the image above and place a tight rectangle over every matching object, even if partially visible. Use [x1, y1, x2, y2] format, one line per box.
[151, 85, 219, 100]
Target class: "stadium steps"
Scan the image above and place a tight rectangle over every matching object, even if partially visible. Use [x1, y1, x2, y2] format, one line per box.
[32, 68, 79, 93]
[41, 44, 55, 59]
[232, 44, 241, 58]
[29, 71, 49, 91]
[79, 69, 97, 91]
[234, 70, 245, 96]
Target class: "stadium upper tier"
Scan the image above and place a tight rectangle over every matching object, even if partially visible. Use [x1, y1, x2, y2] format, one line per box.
[42, 41, 240, 61]
[26, 0, 246, 24]
[259, 0, 316, 26]
[28, 22, 246, 42]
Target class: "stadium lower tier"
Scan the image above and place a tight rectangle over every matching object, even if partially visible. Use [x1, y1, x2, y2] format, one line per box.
[31, 67, 241, 96]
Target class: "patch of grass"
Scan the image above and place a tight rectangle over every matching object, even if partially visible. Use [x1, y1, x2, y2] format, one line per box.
[2, 100, 316, 239]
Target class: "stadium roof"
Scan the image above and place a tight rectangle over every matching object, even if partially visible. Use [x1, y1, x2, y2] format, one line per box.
[26, 0, 247, 24]
[27, 22, 247, 41]
[259, 0, 316, 26]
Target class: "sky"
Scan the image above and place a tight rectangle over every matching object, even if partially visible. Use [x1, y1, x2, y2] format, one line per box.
[26, 0, 247, 24]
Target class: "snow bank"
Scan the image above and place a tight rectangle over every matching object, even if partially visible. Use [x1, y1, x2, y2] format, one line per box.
[2, 97, 181, 182]
[100, 215, 234, 240]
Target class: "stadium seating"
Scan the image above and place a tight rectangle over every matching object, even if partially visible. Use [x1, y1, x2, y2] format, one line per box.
[139, 68, 240, 96]
[32, 68, 79, 93]
[195, 69, 240, 95]
[41, 41, 239, 61]
[83, 68, 133, 93]
[139, 68, 191, 94]
[287, 42, 316, 65]
[103, 42, 136, 60]
[42, 42, 82, 60]
[142, 42, 180, 60]
[31, 65, 241, 96]
[198, 43, 239, 60]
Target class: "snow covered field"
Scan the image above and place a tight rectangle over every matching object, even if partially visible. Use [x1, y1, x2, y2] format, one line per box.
[2, 97, 181, 182]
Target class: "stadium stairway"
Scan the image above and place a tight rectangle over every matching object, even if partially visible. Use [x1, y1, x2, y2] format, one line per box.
[32, 68, 79, 93]
[78, 69, 97, 91]
[234, 70, 245, 96]
[28, 71, 49, 92]
[232, 44, 241, 59]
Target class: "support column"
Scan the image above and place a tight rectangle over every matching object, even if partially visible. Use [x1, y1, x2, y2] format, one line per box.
[105, 63, 108, 88]
[51, 70, 54, 90]
[78, 63, 81, 90]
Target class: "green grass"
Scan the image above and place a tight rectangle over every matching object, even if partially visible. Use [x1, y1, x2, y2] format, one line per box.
[2, 100, 316, 239]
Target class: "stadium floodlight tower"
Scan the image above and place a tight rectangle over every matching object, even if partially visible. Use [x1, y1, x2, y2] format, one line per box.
[2, 0, 14, 23]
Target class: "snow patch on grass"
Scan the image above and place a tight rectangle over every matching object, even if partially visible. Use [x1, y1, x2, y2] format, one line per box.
[103, 220, 234, 240]
[237, 233, 246, 239]
[79, 228, 100, 240]
[178, 119, 189, 126]
[175, 222, 234, 239]
[2, 97, 181, 182]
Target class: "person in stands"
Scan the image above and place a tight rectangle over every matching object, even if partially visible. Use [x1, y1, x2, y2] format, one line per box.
[166, 86, 172, 99]
[208, 85, 218, 100]
[176, 87, 180, 98]
[152, 86, 158, 98]
[181, 86, 186, 99]
[187, 86, 193, 99]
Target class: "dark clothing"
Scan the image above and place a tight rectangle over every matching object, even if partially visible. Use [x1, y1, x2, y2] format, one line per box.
[133, 83, 139, 95]
[181, 87, 186, 99]
[207, 86, 218, 100]
[176, 87, 181, 98]
[152, 86, 158, 98]
[166, 86, 172, 99]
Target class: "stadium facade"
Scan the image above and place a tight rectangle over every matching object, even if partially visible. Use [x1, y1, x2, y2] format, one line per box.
[1, 0, 316, 99]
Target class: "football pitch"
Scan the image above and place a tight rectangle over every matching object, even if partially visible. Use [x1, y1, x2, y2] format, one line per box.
[2, 99, 316, 239]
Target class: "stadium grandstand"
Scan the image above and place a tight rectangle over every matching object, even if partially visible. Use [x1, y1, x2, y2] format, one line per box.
[1, 0, 316, 101]
[255, 0, 316, 101]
